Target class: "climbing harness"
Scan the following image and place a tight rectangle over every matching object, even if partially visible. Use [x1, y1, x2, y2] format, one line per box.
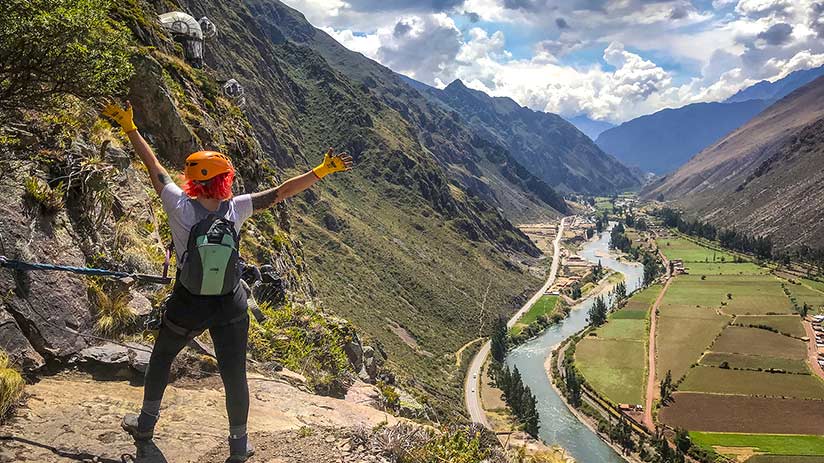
[0, 256, 172, 285]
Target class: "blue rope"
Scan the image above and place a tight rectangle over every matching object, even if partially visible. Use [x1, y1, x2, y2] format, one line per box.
[0, 256, 171, 284]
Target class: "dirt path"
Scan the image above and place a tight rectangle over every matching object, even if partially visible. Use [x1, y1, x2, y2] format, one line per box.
[803, 320, 824, 380]
[1, 372, 397, 463]
[643, 253, 672, 432]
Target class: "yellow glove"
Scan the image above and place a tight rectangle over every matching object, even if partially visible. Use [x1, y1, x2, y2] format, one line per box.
[102, 102, 138, 134]
[312, 148, 352, 179]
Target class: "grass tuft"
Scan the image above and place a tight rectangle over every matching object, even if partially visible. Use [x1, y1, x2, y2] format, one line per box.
[0, 351, 24, 419]
[23, 176, 65, 214]
[88, 280, 135, 337]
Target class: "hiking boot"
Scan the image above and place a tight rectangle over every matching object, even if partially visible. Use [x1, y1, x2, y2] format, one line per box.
[226, 434, 255, 462]
[121, 413, 155, 441]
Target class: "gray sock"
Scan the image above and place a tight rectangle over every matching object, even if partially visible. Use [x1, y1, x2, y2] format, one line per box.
[141, 400, 162, 417]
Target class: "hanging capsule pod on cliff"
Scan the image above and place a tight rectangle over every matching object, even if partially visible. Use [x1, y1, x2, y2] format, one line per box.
[199, 17, 217, 39]
[158, 12, 204, 68]
[222, 79, 245, 99]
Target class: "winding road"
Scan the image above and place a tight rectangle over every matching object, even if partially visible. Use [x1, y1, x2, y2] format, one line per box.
[464, 217, 568, 427]
[642, 246, 672, 431]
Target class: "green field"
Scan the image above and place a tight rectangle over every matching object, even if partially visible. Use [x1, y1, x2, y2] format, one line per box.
[733, 315, 806, 338]
[679, 366, 824, 399]
[657, 310, 730, 381]
[747, 456, 824, 463]
[611, 310, 648, 320]
[657, 237, 736, 263]
[685, 262, 767, 275]
[700, 352, 809, 373]
[690, 432, 824, 458]
[511, 295, 559, 335]
[711, 326, 807, 359]
[786, 281, 824, 311]
[574, 285, 652, 405]
[623, 284, 662, 312]
[663, 274, 793, 315]
[576, 338, 646, 404]
[596, 318, 647, 340]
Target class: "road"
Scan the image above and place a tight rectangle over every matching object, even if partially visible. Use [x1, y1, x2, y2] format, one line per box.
[642, 247, 672, 431]
[464, 217, 568, 428]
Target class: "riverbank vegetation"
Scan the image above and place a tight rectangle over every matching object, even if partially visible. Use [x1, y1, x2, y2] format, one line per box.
[491, 364, 540, 438]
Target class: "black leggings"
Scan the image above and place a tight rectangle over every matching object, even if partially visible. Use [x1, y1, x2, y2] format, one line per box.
[143, 285, 250, 429]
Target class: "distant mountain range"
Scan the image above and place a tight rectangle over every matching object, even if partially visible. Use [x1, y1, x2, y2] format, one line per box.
[595, 65, 824, 175]
[565, 115, 615, 140]
[642, 76, 824, 250]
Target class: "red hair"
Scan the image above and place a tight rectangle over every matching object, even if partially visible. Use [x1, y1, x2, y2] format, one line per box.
[182, 170, 235, 200]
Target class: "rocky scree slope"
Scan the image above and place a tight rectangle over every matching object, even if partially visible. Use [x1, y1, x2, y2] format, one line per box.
[642, 76, 824, 250]
[172, 0, 559, 418]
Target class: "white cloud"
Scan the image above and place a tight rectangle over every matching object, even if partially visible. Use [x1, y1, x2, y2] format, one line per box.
[289, 0, 824, 123]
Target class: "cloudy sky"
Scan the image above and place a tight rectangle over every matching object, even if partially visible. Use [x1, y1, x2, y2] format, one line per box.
[281, 0, 824, 123]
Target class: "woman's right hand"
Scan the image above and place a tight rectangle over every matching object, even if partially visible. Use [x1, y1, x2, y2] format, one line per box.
[102, 101, 138, 134]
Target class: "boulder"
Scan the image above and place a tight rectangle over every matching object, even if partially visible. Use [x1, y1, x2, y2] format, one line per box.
[127, 290, 153, 317]
[0, 308, 44, 371]
[342, 339, 363, 373]
[344, 381, 381, 409]
[77, 342, 151, 374]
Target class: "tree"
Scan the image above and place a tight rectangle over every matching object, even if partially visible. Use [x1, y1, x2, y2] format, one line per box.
[588, 296, 608, 326]
[660, 370, 674, 404]
[0, 0, 134, 116]
[490, 315, 508, 363]
[565, 366, 582, 407]
[674, 427, 691, 454]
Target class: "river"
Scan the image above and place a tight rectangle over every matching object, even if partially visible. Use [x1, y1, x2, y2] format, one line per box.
[505, 224, 645, 463]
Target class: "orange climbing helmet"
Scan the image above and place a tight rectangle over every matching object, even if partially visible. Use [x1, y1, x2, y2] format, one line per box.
[184, 151, 234, 181]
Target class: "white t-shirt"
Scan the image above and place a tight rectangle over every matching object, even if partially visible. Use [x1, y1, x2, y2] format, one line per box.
[160, 183, 253, 266]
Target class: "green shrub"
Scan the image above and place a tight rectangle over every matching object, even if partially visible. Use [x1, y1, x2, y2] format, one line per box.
[23, 176, 65, 214]
[376, 381, 400, 413]
[0, 0, 134, 115]
[403, 427, 491, 463]
[248, 302, 352, 395]
[0, 351, 24, 419]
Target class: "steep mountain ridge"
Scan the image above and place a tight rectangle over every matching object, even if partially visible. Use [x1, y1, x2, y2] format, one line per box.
[595, 99, 769, 174]
[565, 115, 615, 141]
[408, 78, 640, 195]
[642, 76, 824, 249]
[596, 65, 824, 175]
[243, 0, 571, 221]
[725, 65, 824, 104]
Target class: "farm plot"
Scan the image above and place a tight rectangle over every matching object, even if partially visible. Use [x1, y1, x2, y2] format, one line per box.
[710, 326, 807, 359]
[785, 282, 824, 312]
[575, 338, 646, 405]
[690, 432, 824, 459]
[596, 319, 647, 341]
[685, 262, 767, 275]
[623, 284, 662, 312]
[733, 315, 806, 338]
[747, 456, 824, 463]
[511, 295, 559, 336]
[700, 352, 808, 374]
[660, 392, 824, 435]
[656, 299, 730, 381]
[656, 237, 736, 263]
[679, 366, 824, 399]
[665, 275, 793, 315]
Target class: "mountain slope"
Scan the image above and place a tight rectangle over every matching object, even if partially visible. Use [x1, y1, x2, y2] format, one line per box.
[595, 100, 769, 174]
[596, 66, 824, 175]
[410, 79, 640, 195]
[725, 65, 824, 104]
[643, 76, 824, 249]
[566, 115, 615, 140]
[170, 0, 554, 417]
